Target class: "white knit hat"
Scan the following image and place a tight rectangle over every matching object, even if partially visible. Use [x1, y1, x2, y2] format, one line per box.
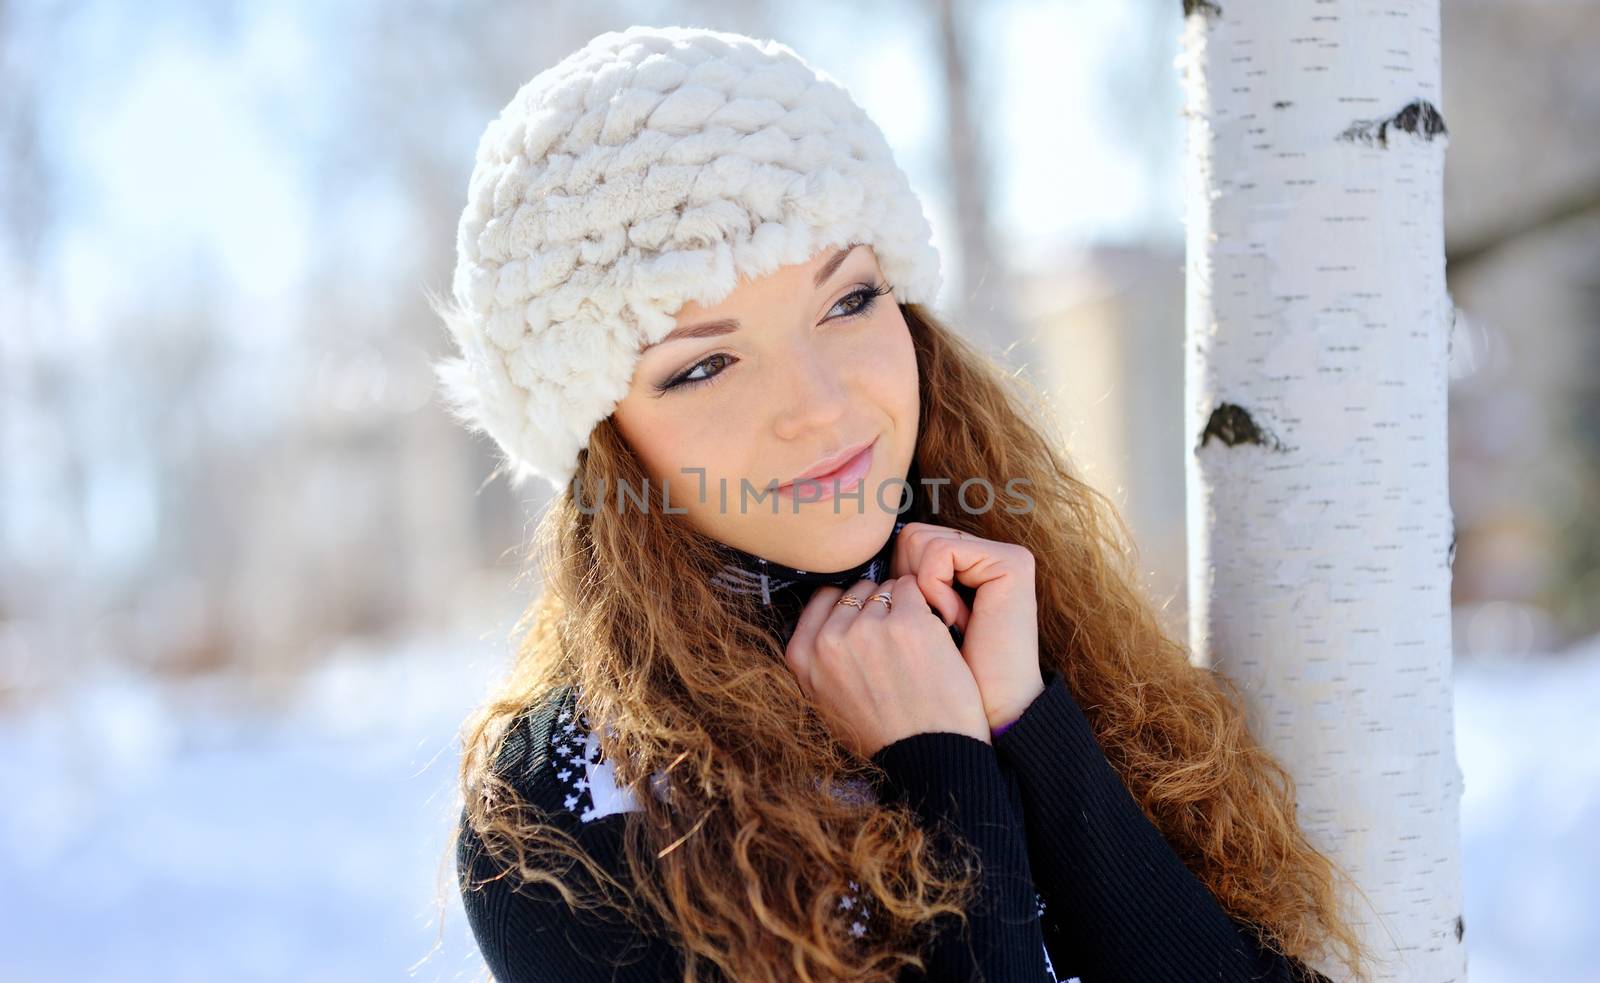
[432, 24, 943, 494]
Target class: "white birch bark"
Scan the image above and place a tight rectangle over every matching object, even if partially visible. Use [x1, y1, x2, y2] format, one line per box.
[1178, 2, 1466, 980]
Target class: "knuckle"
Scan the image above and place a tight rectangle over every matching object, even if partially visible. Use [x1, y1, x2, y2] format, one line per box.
[805, 585, 842, 614]
[815, 623, 845, 656]
[884, 614, 915, 645]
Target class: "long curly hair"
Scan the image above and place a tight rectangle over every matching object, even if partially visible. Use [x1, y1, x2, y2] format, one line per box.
[437, 302, 1375, 982]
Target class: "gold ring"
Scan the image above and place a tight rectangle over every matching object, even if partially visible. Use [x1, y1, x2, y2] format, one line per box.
[836, 594, 866, 610]
[866, 592, 892, 611]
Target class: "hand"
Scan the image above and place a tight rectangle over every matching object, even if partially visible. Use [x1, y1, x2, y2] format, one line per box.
[889, 522, 1045, 731]
[784, 574, 991, 759]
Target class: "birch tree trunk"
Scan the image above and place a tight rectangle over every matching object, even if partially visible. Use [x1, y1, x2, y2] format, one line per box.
[1178, 3, 1466, 980]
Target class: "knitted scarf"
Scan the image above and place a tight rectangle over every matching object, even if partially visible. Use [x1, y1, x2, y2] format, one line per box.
[699, 461, 966, 650]
[705, 516, 909, 646]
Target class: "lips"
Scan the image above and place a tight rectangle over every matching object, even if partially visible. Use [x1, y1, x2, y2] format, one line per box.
[778, 437, 877, 501]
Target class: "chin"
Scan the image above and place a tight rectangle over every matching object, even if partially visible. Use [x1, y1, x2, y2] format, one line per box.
[799, 508, 895, 561]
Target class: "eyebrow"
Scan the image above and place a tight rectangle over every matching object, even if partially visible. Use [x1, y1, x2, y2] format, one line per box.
[641, 242, 862, 353]
[811, 241, 861, 289]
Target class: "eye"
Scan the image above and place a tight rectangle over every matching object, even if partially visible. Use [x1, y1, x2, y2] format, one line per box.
[658, 351, 736, 393]
[652, 280, 895, 396]
[827, 280, 894, 322]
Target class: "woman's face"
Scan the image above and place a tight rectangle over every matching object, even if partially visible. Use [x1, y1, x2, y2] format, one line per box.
[611, 242, 920, 572]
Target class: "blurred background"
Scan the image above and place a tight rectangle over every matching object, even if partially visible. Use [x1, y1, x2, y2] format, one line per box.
[1, 1, 1595, 980]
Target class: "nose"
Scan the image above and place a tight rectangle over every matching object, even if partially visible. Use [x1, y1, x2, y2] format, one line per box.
[770, 336, 849, 442]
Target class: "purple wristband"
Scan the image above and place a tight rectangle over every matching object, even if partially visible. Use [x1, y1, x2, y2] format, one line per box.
[991, 717, 1019, 740]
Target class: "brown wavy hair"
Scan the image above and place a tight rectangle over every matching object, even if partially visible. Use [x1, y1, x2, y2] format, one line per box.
[431, 302, 1376, 982]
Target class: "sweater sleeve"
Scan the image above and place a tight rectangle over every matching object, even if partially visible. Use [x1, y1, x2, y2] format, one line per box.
[456, 805, 686, 982]
[993, 668, 1336, 983]
[869, 730, 1057, 982]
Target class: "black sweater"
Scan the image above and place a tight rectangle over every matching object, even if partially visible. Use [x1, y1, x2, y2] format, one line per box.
[456, 668, 1334, 981]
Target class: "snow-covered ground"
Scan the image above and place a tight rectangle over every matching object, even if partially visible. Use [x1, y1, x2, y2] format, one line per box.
[1, 632, 1595, 982]
[0, 635, 498, 983]
[1455, 635, 1600, 983]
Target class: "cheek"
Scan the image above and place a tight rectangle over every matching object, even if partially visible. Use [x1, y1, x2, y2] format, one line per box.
[611, 390, 679, 481]
[614, 395, 755, 487]
[854, 312, 919, 420]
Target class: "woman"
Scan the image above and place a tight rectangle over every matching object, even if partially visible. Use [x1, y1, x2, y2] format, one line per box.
[431, 24, 1372, 983]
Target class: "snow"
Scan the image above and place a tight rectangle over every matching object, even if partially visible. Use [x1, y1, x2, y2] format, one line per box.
[1455, 635, 1600, 983]
[0, 632, 1594, 981]
[0, 635, 498, 983]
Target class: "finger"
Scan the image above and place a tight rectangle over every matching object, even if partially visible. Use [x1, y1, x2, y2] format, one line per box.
[916, 539, 987, 635]
[794, 583, 844, 646]
[889, 521, 937, 582]
[893, 522, 973, 587]
[916, 534, 1007, 634]
[857, 578, 896, 620]
[917, 564, 971, 634]
[819, 577, 878, 642]
[895, 524, 973, 629]
[885, 572, 935, 620]
[884, 575, 961, 651]
[917, 536, 1021, 635]
[787, 583, 843, 690]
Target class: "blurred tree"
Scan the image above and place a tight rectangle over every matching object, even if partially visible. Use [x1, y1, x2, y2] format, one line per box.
[1437, 0, 1600, 647]
[931, 0, 1014, 354]
[1179, 2, 1466, 980]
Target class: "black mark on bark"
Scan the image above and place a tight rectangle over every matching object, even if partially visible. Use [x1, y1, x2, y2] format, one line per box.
[1198, 402, 1287, 452]
[1339, 99, 1448, 148]
[1455, 914, 1465, 942]
[1184, 0, 1222, 17]
[1273, 100, 1293, 109]
[1447, 524, 1457, 570]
